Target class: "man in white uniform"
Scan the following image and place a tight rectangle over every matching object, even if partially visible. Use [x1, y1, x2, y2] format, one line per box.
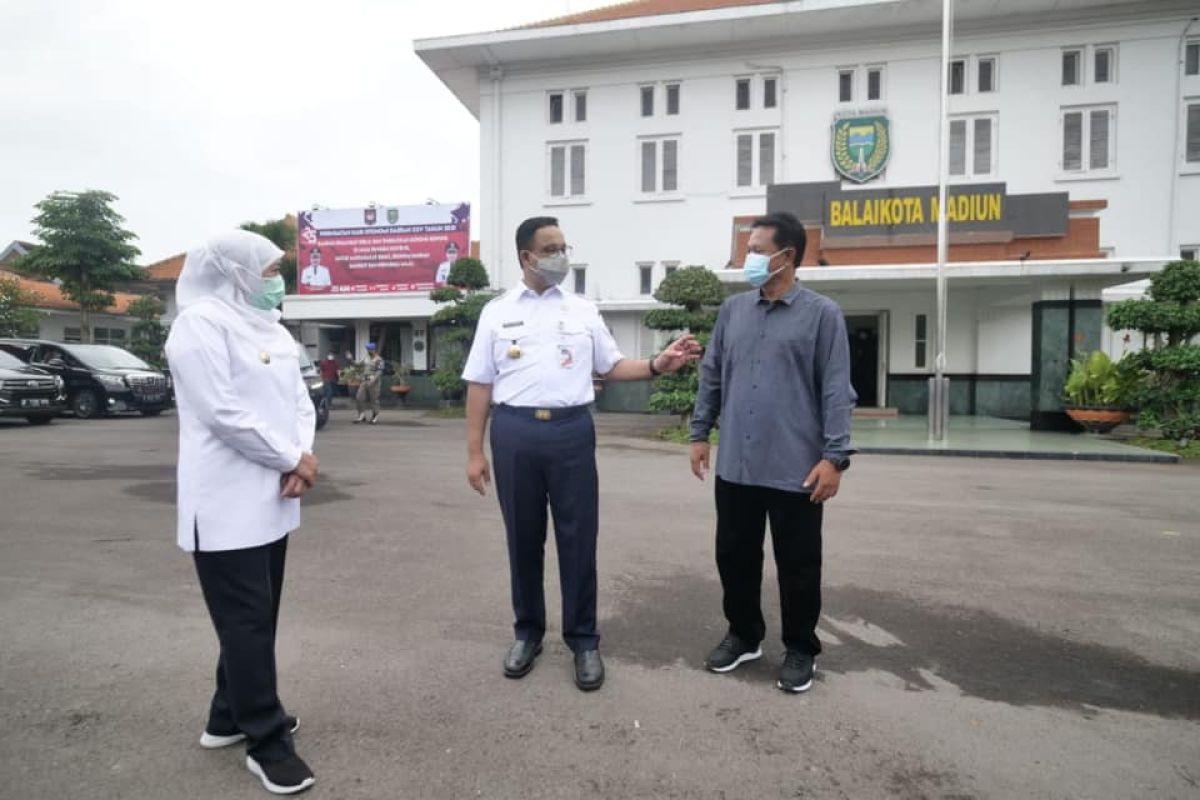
[299, 248, 331, 289]
[462, 216, 701, 691]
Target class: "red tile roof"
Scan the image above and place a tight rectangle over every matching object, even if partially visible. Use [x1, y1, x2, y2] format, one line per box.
[0, 269, 143, 315]
[145, 253, 186, 281]
[520, 0, 779, 28]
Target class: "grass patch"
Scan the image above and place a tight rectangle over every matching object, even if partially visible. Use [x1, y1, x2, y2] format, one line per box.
[1124, 437, 1200, 459]
[425, 406, 466, 419]
[657, 424, 719, 445]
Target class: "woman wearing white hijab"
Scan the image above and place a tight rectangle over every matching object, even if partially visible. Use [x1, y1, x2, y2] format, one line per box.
[165, 230, 318, 795]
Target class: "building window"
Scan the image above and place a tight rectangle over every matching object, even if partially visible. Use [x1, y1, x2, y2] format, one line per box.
[838, 69, 854, 102]
[573, 267, 586, 295]
[1187, 102, 1200, 163]
[64, 327, 82, 344]
[1062, 49, 1082, 86]
[1061, 106, 1115, 173]
[548, 142, 587, 198]
[638, 263, 654, 295]
[1094, 46, 1115, 84]
[666, 83, 681, 115]
[664, 262, 679, 277]
[640, 85, 654, 117]
[1188, 42, 1199, 76]
[1180, 246, 1198, 262]
[639, 137, 681, 194]
[915, 315, 928, 369]
[549, 92, 564, 124]
[978, 56, 996, 92]
[735, 78, 751, 110]
[574, 90, 588, 122]
[764, 77, 778, 108]
[949, 59, 965, 95]
[949, 115, 997, 177]
[867, 66, 883, 101]
[735, 130, 777, 189]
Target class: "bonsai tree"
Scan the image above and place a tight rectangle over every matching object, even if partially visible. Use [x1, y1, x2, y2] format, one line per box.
[128, 295, 168, 368]
[643, 266, 725, 424]
[1107, 260, 1200, 444]
[429, 257, 494, 403]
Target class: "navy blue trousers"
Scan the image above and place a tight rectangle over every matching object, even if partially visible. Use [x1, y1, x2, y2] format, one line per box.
[490, 405, 600, 653]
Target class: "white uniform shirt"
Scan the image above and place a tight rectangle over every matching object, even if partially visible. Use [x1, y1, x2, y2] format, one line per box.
[462, 284, 624, 408]
[435, 260, 452, 284]
[301, 265, 331, 287]
[165, 299, 316, 552]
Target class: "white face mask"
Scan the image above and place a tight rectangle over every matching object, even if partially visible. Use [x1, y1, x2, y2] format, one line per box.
[530, 252, 570, 286]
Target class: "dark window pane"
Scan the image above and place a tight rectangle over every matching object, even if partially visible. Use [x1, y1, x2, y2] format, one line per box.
[839, 70, 853, 102]
[641, 85, 654, 117]
[575, 91, 587, 122]
[1062, 51, 1080, 85]
[550, 147, 565, 196]
[549, 93, 563, 123]
[916, 314, 927, 340]
[978, 58, 995, 92]
[667, 84, 680, 115]
[764, 77, 777, 108]
[867, 69, 881, 101]
[639, 266, 653, 294]
[973, 117, 992, 175]
[949, 119, 967, 176]
[915, 315, 927, 368]
[1188, 43, 1200, 76]
[665, 265, 677, 276]
[641, 141, 657, 193]
[1062, 112, 1083, 171]
[1180, 248, 1197, 261]
[662, 139, 678, 192]
[1187, 104, 1200, 163]
[570, 145, 586, 195]
[736, 78, 751, 110]
[1089, 109, 1109, 170]
[949, 60, 965, 95]
[574, 268, 586, 295]
[736, 134, 753, 186]
[759, 133, 775, 186]
[1094, 49, 1111, 83]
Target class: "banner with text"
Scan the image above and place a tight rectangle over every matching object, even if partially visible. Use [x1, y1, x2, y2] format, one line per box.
[296, 203, 471, 294]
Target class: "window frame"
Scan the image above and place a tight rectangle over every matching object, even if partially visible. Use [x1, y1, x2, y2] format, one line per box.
[637, 263, 654, 296]
[735, 77, 752, 111]
[866, 65, 885, 102]
[548, 91, 565, 125]
[1185, 99, 1200, 166]
[572, 266, 587, 296]
[1059, 104, 1117, 176]
[1187, 41, 1200, 77]
[638, 135, 682, 196]
[915, 314, 928, 369]
[1093, 45, 1117, 85]
[977, 55, 998, 93]
[547, 140, 589, 200]
[1179, 246, 1199, 262]
[763, 76, 778, 109]
[837, 68, 855, 103]
[948, 113, 999, 179]
[733, 127, 780, 191]
[1062, 48, 1083, 87]
[573, 90, 588, 122]
[666, 82, 681, 115]
[640, 84, 655, 118]
[949, 58, 966, 95]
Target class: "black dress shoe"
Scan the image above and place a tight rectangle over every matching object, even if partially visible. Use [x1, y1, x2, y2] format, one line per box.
[574, 649, 605, 691]
[503, 640, 543, 678]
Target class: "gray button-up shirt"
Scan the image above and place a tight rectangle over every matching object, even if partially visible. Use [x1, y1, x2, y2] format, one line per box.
[691, 282, 857, 493]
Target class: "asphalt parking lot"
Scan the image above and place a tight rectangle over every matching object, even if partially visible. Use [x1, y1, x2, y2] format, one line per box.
[0, 411, 1197, 799]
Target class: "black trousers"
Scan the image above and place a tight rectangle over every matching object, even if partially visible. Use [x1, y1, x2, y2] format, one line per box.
[715, 477, 824, 655]
[193, 535, 293, 761]
[490, 405, 600, 652]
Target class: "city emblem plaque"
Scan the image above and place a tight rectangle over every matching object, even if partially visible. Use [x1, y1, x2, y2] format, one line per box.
[832, 115, 890, 183]
[387, 208, 399, 224]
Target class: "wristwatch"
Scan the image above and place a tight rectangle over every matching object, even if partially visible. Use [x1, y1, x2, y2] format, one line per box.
[824, 455, 851, 472]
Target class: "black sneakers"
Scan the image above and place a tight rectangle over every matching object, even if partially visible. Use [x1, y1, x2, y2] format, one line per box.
[705, 634, 763, 673]
[246, 753, 315, 795]
[200, 715, 299, 749]
[777, 650, 816, 694]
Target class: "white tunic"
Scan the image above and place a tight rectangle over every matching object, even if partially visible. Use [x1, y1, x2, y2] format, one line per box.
[462, 284, 624, 408]
[165, 299, 316, 552]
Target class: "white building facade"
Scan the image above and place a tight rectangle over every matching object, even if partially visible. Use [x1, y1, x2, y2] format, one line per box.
[413, 0, 1197, 426]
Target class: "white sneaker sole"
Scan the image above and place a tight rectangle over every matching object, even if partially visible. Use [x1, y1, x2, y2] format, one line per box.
[246, 756, 315, 795]
[776, 677, 814, 693]
[706, 647, 763, 673]
[200, 719, 299, 749]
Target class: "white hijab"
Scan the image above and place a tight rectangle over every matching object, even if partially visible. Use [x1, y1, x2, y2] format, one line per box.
[176, 230, 284, 333]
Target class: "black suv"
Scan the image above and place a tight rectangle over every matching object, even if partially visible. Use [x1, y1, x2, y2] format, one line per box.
[0, 339, 172, 419]
[0, 348, 65, 425]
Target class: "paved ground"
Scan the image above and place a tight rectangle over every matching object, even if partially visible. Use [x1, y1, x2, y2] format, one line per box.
[0, 410, 1198, 800]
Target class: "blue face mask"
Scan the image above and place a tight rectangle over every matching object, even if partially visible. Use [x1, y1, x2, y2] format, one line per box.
[250, 275, 286, 310]
[743, 249, 791, 288]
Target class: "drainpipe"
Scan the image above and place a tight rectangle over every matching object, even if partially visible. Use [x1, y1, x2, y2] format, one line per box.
[1167, 17, 1199, 255]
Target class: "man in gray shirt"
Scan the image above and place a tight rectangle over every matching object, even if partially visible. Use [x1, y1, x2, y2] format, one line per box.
[690, 211, 856, 694]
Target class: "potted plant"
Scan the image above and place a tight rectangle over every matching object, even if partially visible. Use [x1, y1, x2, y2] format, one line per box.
[389, 362, 413, 397]
[1062, 350, 1135, 433]
[339, 363, 365, 394]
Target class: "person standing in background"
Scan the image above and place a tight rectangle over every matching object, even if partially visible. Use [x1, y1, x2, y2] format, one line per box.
[354, 343, 384, 425]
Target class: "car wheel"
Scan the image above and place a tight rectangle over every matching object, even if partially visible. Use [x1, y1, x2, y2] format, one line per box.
[140, 409, 163, 417]
[26, 415, 54, 426]
[73, 390, 102, 419]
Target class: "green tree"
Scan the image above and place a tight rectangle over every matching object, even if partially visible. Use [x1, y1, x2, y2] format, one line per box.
[18, 190, 142, 343]
[128, 295, 168, 368]
[644, 266, 725, 423]
[429, 257, 495, 402]
[0, 275, 41, 337]
[240, 218, 297, 291]
[1107, 260, 1200, 443]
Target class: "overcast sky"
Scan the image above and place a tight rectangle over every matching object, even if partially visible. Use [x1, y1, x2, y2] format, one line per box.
[1, 0, 613, 263]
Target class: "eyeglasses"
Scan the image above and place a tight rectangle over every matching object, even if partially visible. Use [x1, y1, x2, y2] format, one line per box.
[536, 245, 573, 257]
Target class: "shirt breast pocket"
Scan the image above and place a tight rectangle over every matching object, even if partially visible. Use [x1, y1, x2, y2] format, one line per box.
[494, 329, 534, 366]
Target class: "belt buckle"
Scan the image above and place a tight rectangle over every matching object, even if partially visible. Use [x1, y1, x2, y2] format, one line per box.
[535, 409, 552, 421]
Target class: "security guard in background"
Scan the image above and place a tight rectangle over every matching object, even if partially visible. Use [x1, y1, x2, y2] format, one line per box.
[462, 216, 700, 691]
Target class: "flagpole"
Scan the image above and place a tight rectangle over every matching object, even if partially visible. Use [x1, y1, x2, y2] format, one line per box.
[930, 0, 953, 441]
